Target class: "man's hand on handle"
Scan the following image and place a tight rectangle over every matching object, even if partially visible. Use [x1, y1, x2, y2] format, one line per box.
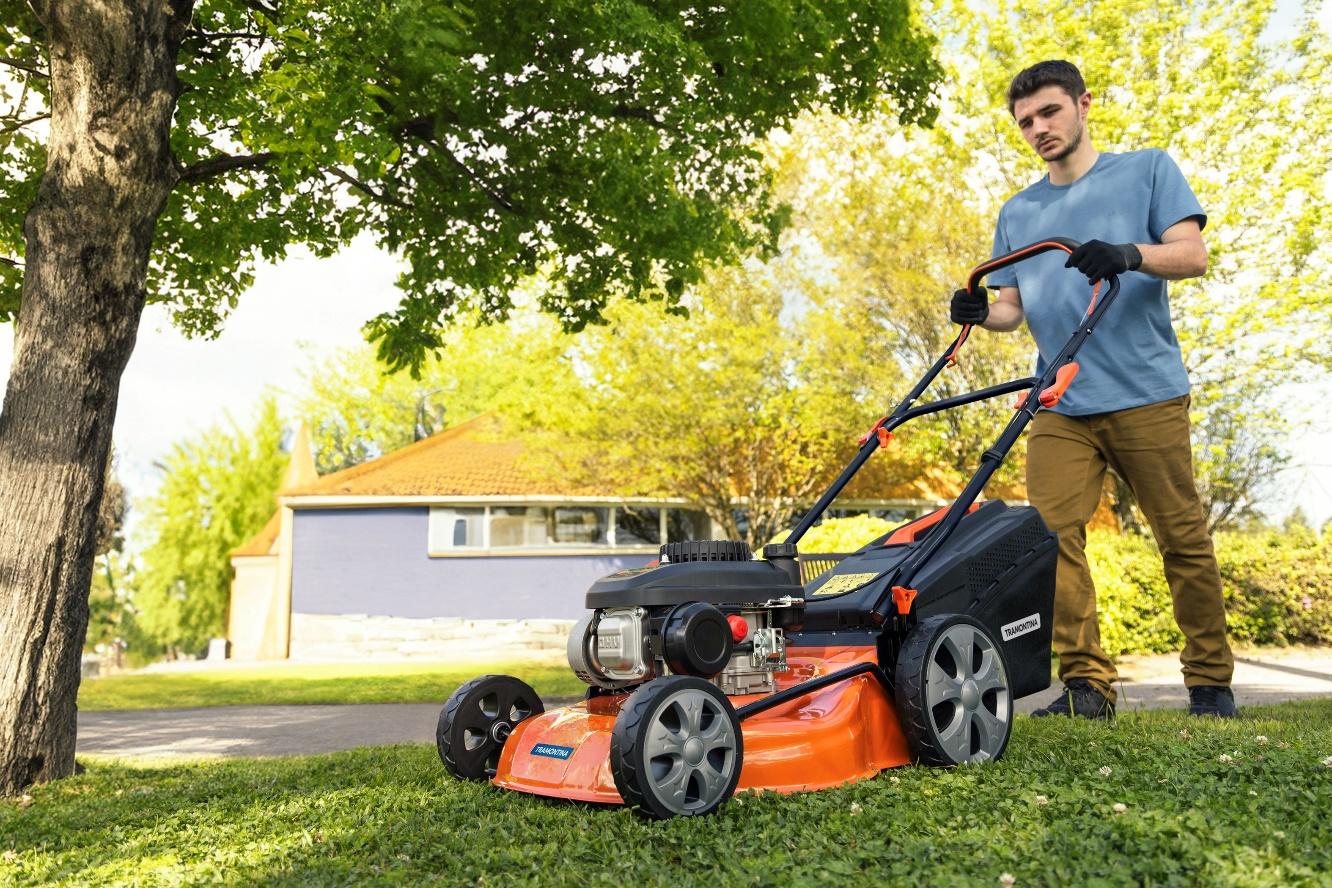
[950, 285, 989, 326]
[1064, 239, 1141, 283]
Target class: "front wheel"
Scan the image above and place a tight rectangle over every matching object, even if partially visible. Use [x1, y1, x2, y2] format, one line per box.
[610, 676, 743, 819]
[895, 614, 1012, 766]
[437, 675, 544, 780]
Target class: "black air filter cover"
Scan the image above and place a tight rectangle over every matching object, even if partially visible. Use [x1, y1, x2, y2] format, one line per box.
[661, 540, 752, 563]
[662, 602, 734, 677]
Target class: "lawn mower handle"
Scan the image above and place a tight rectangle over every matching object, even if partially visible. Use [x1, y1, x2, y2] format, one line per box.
[945, 238, 1082, 365]
[874, 268, 1123, 619]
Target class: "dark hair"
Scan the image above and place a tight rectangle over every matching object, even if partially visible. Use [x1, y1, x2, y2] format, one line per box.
[1007, 60, 1086, 115]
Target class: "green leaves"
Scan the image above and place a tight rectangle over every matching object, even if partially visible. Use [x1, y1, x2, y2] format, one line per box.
[1, 0, 934, 368]
[132, 399, 288, 655]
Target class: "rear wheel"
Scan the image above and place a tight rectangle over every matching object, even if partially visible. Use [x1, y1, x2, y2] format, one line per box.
[895, 614, 1012, 766]
[437, 675, 543, 780]
[611, 676, 743, 819]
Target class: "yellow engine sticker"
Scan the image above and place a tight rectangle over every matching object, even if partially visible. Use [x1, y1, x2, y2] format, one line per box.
[812, 572, 882, 596]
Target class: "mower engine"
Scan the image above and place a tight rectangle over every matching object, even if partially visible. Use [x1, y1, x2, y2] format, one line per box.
[566, 540, 804, 696]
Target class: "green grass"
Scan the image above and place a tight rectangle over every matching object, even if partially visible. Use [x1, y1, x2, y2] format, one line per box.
[77, 661, 586, 711]
[5, 701, 1331, 886]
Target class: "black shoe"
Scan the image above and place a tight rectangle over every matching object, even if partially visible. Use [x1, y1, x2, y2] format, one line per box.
[1031, 678, 1115, 720]
[1188, 685, 1238, 718]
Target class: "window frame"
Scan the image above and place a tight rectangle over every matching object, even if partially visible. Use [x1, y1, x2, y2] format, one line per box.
[426, 502, 713, 557]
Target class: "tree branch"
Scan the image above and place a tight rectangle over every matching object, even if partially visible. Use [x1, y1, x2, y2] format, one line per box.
[0, 256, 23, 268]
[610, 105, 671, 131]
[187, 30, 265, 41]
[241, 0, 281, 25]
[430, 142, 518, 214]
[0, 113, 49, 135]
[325, 167, 415, 210]
[0, 57, 48, 79]
[175, 151, 276, 183]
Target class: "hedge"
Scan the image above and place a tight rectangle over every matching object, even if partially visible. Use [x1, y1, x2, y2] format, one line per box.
[788, 518, 1332, 654]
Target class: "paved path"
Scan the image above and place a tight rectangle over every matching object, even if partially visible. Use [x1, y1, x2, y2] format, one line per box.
[77, 649, 1332, 760]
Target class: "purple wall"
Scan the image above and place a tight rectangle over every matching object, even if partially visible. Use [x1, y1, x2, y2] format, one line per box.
[290, 507, 653, 620]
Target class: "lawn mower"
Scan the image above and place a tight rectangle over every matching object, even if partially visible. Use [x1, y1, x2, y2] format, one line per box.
[437, 238, 1120, 818]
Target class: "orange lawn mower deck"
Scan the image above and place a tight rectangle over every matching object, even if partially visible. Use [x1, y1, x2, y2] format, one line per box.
[436, 239, 1122, 819]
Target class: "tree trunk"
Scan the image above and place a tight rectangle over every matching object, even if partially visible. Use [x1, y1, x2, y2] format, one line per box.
[0, 0, 189, 796]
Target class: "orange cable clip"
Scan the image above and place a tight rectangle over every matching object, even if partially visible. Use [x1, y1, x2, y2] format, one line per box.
[891, 586, 918, 616]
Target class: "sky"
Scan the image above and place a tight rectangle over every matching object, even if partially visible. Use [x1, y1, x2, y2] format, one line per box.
[1, 0, 1331, 535]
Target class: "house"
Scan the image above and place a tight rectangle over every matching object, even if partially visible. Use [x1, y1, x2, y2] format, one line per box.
[227, 416, 948, 661]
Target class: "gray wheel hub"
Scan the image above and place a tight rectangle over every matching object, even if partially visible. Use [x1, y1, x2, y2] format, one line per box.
[642, 688, 739, 815]
[925, 622, 1010, 763]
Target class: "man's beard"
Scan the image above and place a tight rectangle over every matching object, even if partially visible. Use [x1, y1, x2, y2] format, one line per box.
[1044, 123, 1084, 162]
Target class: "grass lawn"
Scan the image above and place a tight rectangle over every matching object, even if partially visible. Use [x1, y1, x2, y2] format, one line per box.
[77, 661, 586, 711]
[4, 701, 1331, 886]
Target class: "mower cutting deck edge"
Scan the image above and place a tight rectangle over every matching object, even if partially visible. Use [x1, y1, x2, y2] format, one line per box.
[437, 238, 1119, 819]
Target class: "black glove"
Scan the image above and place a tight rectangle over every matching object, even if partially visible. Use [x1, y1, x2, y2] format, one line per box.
[1065, 240, 1142, 282]
[950, 285, 989, 326]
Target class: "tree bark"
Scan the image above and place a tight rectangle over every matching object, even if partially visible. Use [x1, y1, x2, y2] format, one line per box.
[0, 0, 190, 796]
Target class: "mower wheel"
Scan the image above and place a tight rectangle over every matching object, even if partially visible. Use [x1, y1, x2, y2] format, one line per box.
[437, 675, 544, 780]
[611, 676, 743, 819]
[895, 614, 1012, 767]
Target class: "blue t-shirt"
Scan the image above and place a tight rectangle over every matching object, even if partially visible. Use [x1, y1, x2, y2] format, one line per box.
[987, 149, 1206, 416]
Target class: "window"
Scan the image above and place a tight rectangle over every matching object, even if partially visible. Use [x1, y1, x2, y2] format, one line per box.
[487, 505, 609, 547]
[552, 507, 608, 545]
[427, 507, 484, 550]
[615, 506, 662, 546]
[489, 506, 547, 548]
[666, 508, 710, 541]
[428, 503, 710, 554]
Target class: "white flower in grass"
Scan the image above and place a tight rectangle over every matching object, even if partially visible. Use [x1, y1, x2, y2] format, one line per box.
[850, 802, 863, 816]
[1178, 729, 1190, 739]
[1098, 766, 1112, 777]
[1218, 754, 1233, 764]
[1249, 790, 1258, 796]
[1112, 803, 1127, 814]
[889, 775, 901, 785]
[1274, 831, 1286, 840]
[1255, 735, 1269, 746]
[1034, 795, 1049, 807]
[1322, 755, 1332, 768]
[999, 873, 1016, 888]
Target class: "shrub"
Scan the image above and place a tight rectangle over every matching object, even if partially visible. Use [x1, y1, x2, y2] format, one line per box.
[795, 518, 1332, 654]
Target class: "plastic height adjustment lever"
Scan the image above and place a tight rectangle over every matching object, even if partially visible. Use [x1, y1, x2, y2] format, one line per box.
[1038, 362, 1080, 408]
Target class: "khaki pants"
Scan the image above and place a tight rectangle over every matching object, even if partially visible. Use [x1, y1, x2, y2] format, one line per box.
[1026, 394, 1234, 703]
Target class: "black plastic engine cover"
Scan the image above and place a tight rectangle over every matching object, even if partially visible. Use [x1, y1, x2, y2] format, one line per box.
[797, 501, 1056, 699]
[585, 559, 802, 608]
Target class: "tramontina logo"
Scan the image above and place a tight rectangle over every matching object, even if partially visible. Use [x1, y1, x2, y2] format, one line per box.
[531, 743, 575, 760]
[1001, 613, 1041, 641]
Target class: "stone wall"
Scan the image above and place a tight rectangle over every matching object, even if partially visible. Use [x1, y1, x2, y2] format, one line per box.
[289, 612, 574, 662]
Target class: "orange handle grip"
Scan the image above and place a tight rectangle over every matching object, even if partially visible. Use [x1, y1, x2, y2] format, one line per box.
[1039, 362, 1080, 407]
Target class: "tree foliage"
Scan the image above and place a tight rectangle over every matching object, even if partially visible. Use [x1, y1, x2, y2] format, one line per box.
[0, 0, 940, 370]
[295, 308, 580, 473]
[132, 400, 287, 656]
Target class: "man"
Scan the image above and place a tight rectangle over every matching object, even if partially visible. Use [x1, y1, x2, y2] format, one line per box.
[952, 60, 1236, 719]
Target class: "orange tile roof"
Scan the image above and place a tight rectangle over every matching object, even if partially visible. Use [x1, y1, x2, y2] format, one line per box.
[284, 415, 612, 498]
[277, 414, 1030, 507]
